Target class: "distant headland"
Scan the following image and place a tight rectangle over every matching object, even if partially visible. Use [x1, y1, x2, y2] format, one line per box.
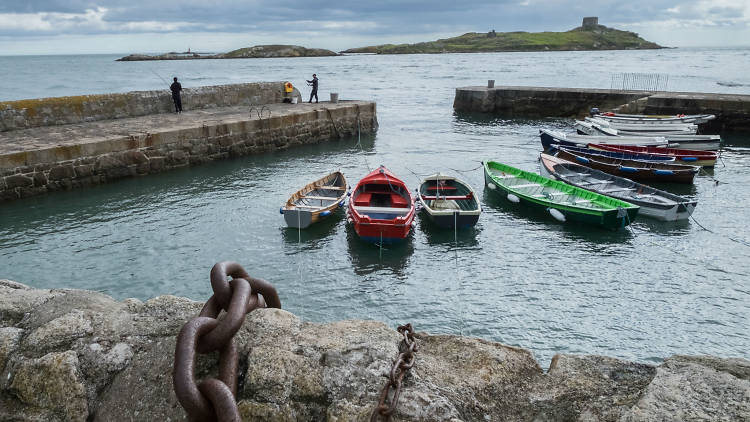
[117, 18, 663, 61]
[341, 17, 663, 54]
[116, 45, 339, 61]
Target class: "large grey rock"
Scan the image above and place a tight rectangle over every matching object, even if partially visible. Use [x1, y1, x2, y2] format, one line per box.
[0, 280, 747, 421]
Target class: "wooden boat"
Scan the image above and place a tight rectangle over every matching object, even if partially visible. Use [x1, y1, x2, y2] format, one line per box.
[417, 174, 481, 228]
[574, 121, 721, 150]
[588, 144, 717, 167]
[281, 171, 348, 228]
[548, 144, 676, 163]
[348, 165, 415, 243]
[586, 117, 698, 134]
[549, 145, 699, 184]
[483, 160, 639, 229]
[591, 111, 715, 125]
[539, 153, 697, 221]
[540, 129, 667, 151]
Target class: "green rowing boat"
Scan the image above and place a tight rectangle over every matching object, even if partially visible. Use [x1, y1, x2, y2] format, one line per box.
[483, 161, 639, 229]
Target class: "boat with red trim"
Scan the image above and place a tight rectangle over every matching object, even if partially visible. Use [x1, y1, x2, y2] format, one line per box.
[587, 144, 717, 167]
[347, 165, 416, 243]
[416, 173, 481, 229]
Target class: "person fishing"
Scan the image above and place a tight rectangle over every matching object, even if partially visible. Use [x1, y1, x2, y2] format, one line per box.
[170, 77, 183, 113]
[306, 74, 318, 103]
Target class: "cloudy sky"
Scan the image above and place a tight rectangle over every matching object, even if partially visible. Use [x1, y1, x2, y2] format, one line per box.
[0, 0, 748, 55]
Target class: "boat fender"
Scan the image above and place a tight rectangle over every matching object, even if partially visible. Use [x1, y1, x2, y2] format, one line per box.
[654, 169, 674, 175]
[548, 208, 566, 222]
[487, 183, 497, 190]
[575, 156, 590, 164]
[279, 207, 284, 214]
[339, 201, 345, 207]
[619, 166, 637, 173]
[682, 157, 698, 162]
[507, 193, 520, 203]
[321, 210, 332, 217]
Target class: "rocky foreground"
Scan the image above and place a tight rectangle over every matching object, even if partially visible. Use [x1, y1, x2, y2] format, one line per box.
[0, 279, 748, 421]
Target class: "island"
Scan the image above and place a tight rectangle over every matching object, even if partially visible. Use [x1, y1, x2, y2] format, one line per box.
[116, 44, 339, 61]
[341, 17, 662, 54]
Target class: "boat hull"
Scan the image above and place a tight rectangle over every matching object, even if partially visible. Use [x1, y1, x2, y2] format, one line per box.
[282, 171, 348, 229]
[348, 166, 415, 244]
[551, 147, 699, 184]
[483, 161, 639, 229]
[417, 174, 482, 229]
[539, 154, 697, 221]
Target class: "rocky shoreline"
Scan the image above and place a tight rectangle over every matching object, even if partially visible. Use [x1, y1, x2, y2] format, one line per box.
[0, 279, 747, 421]
[117, 44, 339, 61]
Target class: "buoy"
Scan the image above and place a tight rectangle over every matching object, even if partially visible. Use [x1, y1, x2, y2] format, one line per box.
[321, 210, 331, 217]
[682, 157, 697, 162]
[338, 201, 345, 207]
[507, 193, 520, 203]
[548, 208, 566, 222]
[279, 207, 284, 214]
[487, 183, 497, 190]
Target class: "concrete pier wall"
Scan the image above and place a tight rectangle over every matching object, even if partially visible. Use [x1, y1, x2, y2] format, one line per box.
[0, 84, 376, 202]
[0, 82, 302, 132]
[453, 85, 750, 133]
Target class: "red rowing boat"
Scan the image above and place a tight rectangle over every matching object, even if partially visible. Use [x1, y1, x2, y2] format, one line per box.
[347, 166, 415, 244]
[588, 144, 717, 167]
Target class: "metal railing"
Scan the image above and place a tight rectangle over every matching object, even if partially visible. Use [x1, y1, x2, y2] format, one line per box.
[610, 72, 669, 92]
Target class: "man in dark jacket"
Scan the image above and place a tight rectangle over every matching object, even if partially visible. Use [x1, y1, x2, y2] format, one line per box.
[170, 77, 183, 113]
[306, 74, 318, 103]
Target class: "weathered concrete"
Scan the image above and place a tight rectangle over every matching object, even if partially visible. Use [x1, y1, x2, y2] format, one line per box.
[1, 279, 748, 421]
[0, 86, 377, 202]
[0, 82, 302, 132]
[453, 85, 750, 133]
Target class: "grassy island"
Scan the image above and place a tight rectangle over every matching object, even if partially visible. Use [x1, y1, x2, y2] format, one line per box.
[341, 23, 662, 55]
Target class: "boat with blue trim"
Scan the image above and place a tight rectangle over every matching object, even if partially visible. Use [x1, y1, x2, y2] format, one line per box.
[549, 145, 699, 184]
[281, 171, 348, 228]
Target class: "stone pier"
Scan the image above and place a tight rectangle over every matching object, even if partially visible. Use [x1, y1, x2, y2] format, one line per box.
[0, 82, 378, 202]
[453, 85, 750, 133]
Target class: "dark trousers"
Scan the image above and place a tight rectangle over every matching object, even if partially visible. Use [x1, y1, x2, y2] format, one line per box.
[308, 90, 318, 103]
[172, 95, 182, 112]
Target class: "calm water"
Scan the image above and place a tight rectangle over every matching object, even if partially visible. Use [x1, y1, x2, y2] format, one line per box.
[1, 48, 749, 366]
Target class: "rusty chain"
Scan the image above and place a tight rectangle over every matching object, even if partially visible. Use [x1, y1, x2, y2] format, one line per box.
[371, 323, 418, 422]
[173, 262, 281, 422]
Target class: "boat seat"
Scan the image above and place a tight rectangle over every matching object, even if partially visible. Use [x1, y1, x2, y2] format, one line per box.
[289, 205, 325, 210]
[354, 206, 411, 215]
[493, 174, 517, 179]
[601, 187, 635, 193]
[353, 192, 372, 206]
[301, 195, 337, 201]
[532, 192, 567, 198]
[390, 193, 409, 208]
[512, 183, 541, 189]
[574, 199, 591, 204]
[319, 186, 346, 190]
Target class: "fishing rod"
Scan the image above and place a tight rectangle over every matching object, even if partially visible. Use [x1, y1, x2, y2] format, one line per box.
[148, 67, 171, 90]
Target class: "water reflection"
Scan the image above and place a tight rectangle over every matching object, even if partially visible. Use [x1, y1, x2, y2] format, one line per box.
[345, 225, 414, 277]
[416, 212, 481, 247]
[279, 210, 345, 247]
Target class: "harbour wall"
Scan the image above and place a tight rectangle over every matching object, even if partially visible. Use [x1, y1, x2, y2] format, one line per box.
[0, 83, 377, 202]
[0, 82, 302, 131]
[1, 279, 748, 421]
[453, 85, 750, 133]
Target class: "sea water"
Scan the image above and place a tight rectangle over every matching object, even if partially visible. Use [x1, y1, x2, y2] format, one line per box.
[0, 47, 749, 366]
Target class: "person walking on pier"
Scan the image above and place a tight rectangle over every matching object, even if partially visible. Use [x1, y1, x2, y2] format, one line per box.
[306, 74, 318, 103]
[170, 77, 183, 113]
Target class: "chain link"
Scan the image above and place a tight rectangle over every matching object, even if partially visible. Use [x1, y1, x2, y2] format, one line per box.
[371, 323, 418, 422]
[173, 262, 281, 421]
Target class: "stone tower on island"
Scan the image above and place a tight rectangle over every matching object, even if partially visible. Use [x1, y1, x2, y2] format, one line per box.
[582, 17, 599, 28]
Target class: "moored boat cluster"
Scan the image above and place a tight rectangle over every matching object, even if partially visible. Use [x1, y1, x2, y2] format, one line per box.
[282, 111, 720, 238]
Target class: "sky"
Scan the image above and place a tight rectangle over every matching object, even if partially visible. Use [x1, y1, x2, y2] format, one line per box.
[0, 0, 748, 55]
